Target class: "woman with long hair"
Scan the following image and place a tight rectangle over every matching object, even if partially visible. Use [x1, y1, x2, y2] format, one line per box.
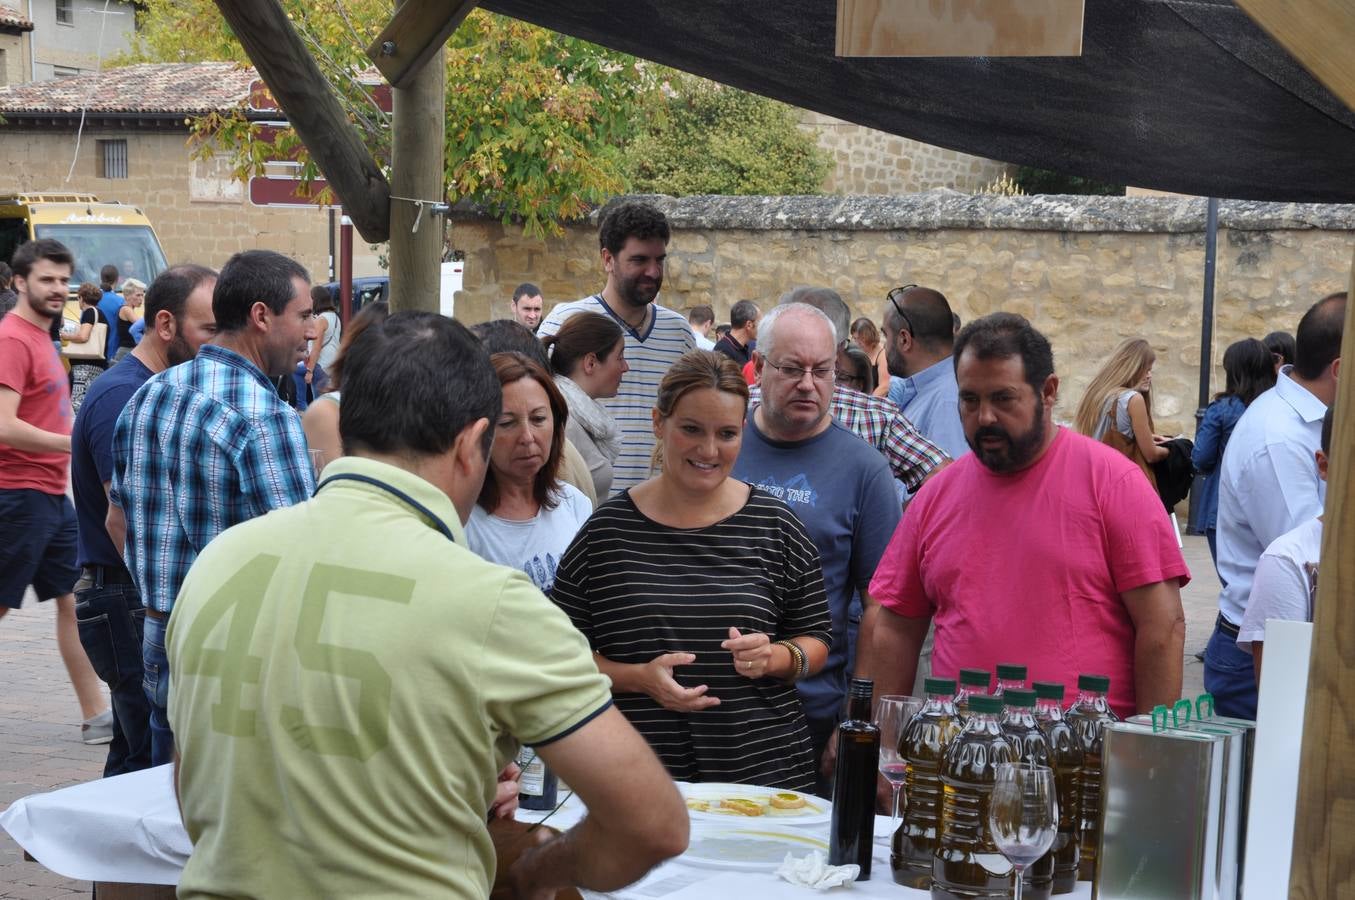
[1074, 338, 1168, 483]
[465, 353, 591, 593]
[850, 315, 891, 398]
[1192, 338, 1277, 570]
[552, 350, 831, 790]
[300, 301, 388, 470]
[304, 285, 342, 395]
[67, 282, 110, 412]
[542, 312, 628, 499]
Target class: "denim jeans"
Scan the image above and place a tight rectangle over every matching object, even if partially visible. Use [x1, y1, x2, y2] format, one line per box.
[75, 579, 152, 776]
[142, 613, 175, 766]
[1202, 619, 1257, 720]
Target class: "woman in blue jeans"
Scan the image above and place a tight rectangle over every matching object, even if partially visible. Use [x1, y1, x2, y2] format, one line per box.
[1191, 339, 1275, 579]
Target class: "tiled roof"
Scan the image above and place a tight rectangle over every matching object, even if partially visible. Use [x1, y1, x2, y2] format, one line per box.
[0, 62, 256, 115]
[0, 3, 33, 30]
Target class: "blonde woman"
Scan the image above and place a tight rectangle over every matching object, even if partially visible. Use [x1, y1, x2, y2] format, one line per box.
[114, 278, 146, 361]
[1073, 338, 1168, 483]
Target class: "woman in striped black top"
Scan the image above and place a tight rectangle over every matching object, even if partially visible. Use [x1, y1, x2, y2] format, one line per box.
[552, 350, 832, 791]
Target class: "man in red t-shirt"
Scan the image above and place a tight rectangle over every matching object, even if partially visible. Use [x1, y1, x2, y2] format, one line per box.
[859, 313, 1189, 719]
[0, 238, 111, 742]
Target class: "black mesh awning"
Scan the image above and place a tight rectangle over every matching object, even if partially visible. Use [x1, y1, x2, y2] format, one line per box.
[484, 0, 1355, 202]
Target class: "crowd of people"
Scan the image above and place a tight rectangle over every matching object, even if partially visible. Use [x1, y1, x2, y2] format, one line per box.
[0, 196, 1344, 897]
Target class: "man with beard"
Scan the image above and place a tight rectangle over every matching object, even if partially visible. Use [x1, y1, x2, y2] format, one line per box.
[881, 285, 968, 459]
[70, 265, 218, 776]
[0, 239, 111, 742]
[859, 313, 1189, 719]
[111, 250, 317, 765]
[537, 201, 694, 494]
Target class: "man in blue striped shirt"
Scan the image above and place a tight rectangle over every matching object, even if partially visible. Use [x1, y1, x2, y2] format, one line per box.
[537, 201, 695, 495]
[110, 249, 317, 765]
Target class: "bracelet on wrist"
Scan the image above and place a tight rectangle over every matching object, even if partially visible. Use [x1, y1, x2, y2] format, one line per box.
[775, 639, 809, 684]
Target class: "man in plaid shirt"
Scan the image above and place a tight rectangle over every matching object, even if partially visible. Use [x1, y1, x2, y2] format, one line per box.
[110, 249, 317, 765]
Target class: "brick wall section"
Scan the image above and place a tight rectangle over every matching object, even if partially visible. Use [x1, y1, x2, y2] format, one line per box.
[798, 110, 1013, 194]
[2, 128, 334, 280]
[450, 194, 1355, 436]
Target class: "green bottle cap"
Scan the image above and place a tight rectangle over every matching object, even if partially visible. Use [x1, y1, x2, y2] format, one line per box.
[1003, 689, 1037, 707]
[1032, 681, 1066, 701]
[925, 677, 957, 695]
[996, 664, 1027, 681]
[959, 668, 991, 687]
[1078, 674, 1111, 692]
[968, 694, 1003, 715]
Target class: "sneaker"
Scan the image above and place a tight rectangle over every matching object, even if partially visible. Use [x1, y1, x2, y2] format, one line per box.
[81, 710, 114, 745]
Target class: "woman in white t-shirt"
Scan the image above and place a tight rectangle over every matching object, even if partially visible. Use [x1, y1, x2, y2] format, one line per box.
[542, 311, 628, 500]
[466, 352, 591, 593]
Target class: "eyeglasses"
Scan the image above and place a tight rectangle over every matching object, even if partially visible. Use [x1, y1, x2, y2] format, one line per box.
[766, 359, 835, 383]
[886, 284, 918, 335]
[835, 370, 865, 386]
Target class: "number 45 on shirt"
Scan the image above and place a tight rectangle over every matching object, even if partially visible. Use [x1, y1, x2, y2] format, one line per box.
[174, 555, 414, 761]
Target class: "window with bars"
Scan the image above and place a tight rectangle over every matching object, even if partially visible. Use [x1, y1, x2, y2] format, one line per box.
[98, 140, 129, 179]
[55, 0, 74, 25]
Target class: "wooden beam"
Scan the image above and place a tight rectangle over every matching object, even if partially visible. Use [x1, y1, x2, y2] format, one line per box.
[212, 0, 391, 244]
[1289, 251, 1355, 900]
[835, 0, 1084, 57]
[367, 0, 478, 91]
[385, 0, 447, 314]
[1232, 0, 1355, 112]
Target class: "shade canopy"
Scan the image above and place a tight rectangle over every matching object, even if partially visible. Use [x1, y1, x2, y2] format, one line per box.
[484, 0, 1355, 202]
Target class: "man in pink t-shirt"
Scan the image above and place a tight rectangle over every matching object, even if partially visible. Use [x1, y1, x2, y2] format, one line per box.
[0, 238, 111, 743]
[860, 313, 1189, 718]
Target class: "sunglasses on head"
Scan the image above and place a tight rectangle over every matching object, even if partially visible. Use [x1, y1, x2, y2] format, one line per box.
[886, 284, 918, 334]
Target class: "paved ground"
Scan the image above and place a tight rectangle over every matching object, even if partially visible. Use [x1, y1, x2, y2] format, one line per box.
[0, 535, 1221, 896]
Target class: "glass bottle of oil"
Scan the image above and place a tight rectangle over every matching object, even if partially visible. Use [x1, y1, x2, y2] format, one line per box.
[1033, 681, 1083, 895]
[892, 677, 963, 889]
[932, 693, 1018, 900]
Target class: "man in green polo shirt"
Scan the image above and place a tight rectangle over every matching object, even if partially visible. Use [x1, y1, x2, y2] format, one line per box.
[167, 312, 688, 899]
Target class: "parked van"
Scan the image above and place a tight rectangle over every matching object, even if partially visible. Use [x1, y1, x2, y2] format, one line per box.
[0, 193, 169, 291]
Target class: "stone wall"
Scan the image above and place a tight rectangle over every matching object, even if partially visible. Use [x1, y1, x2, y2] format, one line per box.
[0, 31, 27, 86]
[798, 110, 1012, 194]
[0, 128, 342, 280]
[449, 193, 1355, 436]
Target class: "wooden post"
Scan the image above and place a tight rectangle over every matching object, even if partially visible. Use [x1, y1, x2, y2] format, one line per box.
[1288, 253, 1355, 899]
[212, 0, 391, 244]
[385, 0, 446, 314]
[368, 0, 478, 91]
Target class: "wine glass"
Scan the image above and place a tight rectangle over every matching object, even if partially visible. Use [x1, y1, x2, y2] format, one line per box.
[309, 449, 327, 479]
[874, 694, 923, 838]
[988, 763, 1058, 900]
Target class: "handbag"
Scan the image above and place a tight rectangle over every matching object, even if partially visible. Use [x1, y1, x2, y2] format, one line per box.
[63, 321, 107, 362]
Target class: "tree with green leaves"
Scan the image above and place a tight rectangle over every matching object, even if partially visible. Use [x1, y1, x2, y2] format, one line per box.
[624, 72, 831, 196]
[121, 1, 657, 237]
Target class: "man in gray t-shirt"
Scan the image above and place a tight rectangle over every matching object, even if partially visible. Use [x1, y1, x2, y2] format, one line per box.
[731, 303, 900, 783]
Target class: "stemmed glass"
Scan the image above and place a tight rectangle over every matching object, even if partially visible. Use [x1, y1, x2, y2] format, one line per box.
[874, 695, 923, 838]
[988, 762, 1058, 900]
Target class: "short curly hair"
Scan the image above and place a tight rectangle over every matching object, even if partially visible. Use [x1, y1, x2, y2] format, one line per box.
[598, 200, 670, 256]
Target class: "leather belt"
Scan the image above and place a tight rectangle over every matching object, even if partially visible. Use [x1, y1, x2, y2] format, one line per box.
[145, 608, 168, 621]
[1216, 613, 1240, 639]
[83, 565, 135, 587]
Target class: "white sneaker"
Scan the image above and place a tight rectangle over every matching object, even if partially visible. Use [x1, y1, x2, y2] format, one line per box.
[81, 710, 114, 745]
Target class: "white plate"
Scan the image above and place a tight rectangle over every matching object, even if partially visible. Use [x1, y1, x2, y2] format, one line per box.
[683, 827, 831, 870]
[679, 782, 832, 826]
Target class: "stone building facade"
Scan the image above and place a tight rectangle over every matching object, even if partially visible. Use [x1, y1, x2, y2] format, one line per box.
[450, 194, 1355, 436]
[25, 0, 139, 80]
[0, 4, 33, 85]
[798, 110, 1012, 195]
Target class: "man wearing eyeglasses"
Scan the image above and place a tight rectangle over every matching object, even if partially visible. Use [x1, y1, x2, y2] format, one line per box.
[881, 285, 969, 459]
[732, 302, 900, 792]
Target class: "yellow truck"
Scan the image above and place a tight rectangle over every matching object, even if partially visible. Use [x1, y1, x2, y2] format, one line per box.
[0, 192, 169, 291]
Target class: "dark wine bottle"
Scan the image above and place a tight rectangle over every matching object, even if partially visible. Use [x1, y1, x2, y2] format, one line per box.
[829, 677, 879, 879]
[516, 745, 559, 812]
